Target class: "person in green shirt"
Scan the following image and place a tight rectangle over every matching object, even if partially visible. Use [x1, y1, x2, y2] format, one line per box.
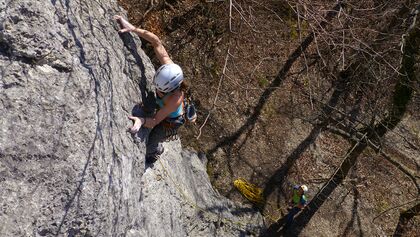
[285, 184, 308, 227]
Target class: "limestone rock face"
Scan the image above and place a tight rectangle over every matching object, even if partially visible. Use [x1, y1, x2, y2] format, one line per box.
[0, 0, 263, 236]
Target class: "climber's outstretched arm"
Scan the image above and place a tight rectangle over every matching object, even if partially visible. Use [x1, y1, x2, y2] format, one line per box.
[114, 15, 173, 65]
[130, 28, 173, 65]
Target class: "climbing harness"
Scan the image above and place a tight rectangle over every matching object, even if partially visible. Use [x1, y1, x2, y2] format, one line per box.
[161, 115, 185, 141]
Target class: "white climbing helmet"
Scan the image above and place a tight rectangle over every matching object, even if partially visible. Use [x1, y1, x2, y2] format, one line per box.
[154, 64, 184, 93]
[300, 185, 308, 193]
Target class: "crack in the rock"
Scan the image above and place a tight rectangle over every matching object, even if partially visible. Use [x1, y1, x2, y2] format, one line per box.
[0, 40, 72, 72]
[54, 1, 106, 235]
[1, 82, 23, 89]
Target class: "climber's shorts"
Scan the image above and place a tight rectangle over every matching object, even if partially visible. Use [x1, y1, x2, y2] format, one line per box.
[161, 115, 185, 130]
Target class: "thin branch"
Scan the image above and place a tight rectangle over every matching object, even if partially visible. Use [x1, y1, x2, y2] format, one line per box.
[326, 125, 420, 194]
[197, 47, 231, 139]
[372, 198, 419, 223]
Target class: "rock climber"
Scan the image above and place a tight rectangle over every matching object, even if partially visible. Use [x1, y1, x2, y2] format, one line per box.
[114, 15, 195, 164]
[285, 184, 308, 228]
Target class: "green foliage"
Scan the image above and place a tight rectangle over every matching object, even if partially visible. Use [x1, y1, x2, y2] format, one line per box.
[285, 5, 309, 40]
[258, 76, 269, 87]
[290, 22, 298, 40]
[206, 162, 214, 178]
[376, 199, 390, 213]
[206, 60, 220, 79]
[261, 101, 277, 119]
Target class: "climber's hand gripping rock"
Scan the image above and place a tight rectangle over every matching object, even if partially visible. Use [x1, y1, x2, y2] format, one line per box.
[128, 116, 145, 134]
[114, 15, 136, 33]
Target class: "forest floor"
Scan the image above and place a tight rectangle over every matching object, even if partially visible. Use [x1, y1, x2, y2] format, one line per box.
[118, 0, 419, 236]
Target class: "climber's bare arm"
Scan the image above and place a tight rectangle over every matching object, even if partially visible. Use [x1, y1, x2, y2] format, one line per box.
[128, 91, 183, 132]
[114, 15, 173, 65]
[132, 28, 173, 65]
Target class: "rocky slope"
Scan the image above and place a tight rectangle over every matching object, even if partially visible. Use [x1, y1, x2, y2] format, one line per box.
[0, 0, 263, 236]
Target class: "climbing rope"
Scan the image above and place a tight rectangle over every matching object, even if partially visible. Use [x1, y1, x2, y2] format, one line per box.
[233, 178, 264, 205]
[233, 178, 282, 223]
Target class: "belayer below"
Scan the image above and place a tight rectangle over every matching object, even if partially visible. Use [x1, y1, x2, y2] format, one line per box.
[114, 15, 196, 164]
[285, 184, 308, 228]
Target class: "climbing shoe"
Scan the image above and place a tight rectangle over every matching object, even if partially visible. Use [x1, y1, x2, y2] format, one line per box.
[145, 155, 158, 164]
[145, 147, 164, 164]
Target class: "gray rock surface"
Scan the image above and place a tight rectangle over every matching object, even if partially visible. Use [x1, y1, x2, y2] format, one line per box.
[0, 0, 263, 236]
